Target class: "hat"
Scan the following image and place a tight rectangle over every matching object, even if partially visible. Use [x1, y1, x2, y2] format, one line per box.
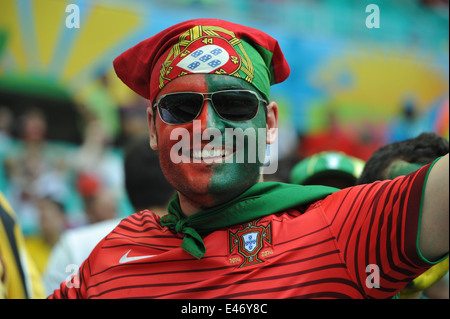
[290, 151, 365, 187]
[113, 19, 290, 102]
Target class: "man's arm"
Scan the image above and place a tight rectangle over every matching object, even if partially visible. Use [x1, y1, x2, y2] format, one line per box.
[419, 154, 449, 261]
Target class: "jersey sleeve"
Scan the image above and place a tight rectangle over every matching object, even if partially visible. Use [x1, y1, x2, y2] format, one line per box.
[319, 162, 444, 298]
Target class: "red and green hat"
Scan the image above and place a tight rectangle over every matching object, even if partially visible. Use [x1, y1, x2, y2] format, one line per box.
[113, 19, 290, 102]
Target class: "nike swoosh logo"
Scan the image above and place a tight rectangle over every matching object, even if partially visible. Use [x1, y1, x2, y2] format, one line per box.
[119, 249, 156, 264]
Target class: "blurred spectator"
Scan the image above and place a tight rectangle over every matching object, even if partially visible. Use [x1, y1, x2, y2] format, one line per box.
[24, 194, 67, 276]
[116, 104, 149, 147]
[297, 110, 356, 160]
[3, 107, 71, 235]
[43, 136, 173, 295]
[1, 190, 45, 298]
[0, 106, 14, 192]
[356, 132, 449, 299]
[387, 99, 428, 143]
[72, 118, 129, 224]
[124, 135, 174, 213]
[433, 97, 448, 140]
[73, 119, 122, 188]
[297, 109, 386, 162]
[290, 151, 365, 189]
[82, 187, 118, 224]
[356, 132, 449, 185]
[0, 106, 13, 151]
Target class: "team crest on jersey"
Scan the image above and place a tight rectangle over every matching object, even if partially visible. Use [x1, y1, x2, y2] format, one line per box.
[228, 219, 272, 268]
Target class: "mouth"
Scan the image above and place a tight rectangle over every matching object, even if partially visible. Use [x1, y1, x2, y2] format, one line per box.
[191, 146, 235, 162]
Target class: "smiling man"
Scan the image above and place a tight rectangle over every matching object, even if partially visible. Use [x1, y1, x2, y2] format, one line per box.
[48, 19, 448, 299]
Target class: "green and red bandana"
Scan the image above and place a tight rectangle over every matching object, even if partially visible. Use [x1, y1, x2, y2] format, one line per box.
[113, 19, 290, 102]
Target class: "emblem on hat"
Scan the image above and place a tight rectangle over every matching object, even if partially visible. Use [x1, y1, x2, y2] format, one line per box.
[159, 25, 254, 89]
[228, 219, 272, 268]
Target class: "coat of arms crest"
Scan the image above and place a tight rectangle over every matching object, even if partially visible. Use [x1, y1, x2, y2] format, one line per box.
[229, 219, 272, 268]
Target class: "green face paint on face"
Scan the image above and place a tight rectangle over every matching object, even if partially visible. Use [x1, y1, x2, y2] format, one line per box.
[203, 74, 267, 206]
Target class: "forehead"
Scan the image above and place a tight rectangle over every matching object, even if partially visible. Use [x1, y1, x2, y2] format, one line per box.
[156, 74, 258, 97]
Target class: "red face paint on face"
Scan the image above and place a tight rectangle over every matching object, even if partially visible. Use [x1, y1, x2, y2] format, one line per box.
[153, 74, 216, 209]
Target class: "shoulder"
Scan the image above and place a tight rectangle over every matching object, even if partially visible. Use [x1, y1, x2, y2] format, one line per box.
[114, 210, 164, 232]
[81, 211, 175, 275]
[98, 210, 168, 242]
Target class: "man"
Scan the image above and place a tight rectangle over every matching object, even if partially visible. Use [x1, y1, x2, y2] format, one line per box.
[49, 19, 448, 299]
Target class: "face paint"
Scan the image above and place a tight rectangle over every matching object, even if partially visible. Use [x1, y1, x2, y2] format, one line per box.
[153, 74, 215, 208]
[204, 74, 266, 206]
[153, 74, 267, 210]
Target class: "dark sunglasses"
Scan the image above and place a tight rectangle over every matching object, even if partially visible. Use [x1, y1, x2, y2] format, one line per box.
[153, 90, 267, 125]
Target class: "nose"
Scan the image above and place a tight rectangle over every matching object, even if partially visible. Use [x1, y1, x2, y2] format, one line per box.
[196, 97, 225, 132]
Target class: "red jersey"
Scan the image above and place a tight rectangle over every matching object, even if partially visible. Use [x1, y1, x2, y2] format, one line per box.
[49, 164, 436, 299]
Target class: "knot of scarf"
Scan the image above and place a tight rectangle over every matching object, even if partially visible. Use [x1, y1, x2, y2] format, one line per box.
[160, 213, 206, 259]
[160, 182, 337, 259]
[174, 218, 187, 234]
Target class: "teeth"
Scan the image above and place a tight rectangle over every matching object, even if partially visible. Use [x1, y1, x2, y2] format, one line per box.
[192, 148, 229, 159]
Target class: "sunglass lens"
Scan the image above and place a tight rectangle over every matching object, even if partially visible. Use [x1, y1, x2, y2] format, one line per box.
[213, 91, 259, 121]
[159, 93, 203, 124]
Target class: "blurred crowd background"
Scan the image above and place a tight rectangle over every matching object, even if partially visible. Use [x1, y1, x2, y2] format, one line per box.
[0, 0, 448, 283]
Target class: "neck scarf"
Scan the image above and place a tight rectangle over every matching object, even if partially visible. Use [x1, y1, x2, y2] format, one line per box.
[160, 181, 337, 259]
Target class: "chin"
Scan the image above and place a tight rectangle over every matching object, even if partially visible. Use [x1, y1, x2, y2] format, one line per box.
[207, 169, 261, 204]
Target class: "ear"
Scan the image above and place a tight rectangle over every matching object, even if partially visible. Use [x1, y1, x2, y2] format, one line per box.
[147, 106, 158, 150]
[265, 101, 278, 145]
